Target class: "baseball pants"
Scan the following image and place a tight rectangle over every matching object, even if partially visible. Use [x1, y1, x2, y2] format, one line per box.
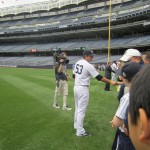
[74, 85, 89, 135]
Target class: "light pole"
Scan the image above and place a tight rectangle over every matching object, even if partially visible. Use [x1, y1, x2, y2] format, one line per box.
[108, 0, 112, 63]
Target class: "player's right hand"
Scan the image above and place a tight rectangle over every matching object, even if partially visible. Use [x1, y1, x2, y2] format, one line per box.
[113, 81, 123, 85]
[110, 80, 116, 86]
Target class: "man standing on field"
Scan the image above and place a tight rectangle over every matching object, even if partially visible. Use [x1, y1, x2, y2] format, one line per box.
[53, 52, 71, 111]
[73, 50, 116, 136]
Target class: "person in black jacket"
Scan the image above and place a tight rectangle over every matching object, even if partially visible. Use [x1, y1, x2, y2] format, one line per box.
[104, 62, 115, 91]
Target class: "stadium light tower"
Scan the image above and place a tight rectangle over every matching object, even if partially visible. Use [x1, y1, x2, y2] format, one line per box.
[108, 0, 112, 63]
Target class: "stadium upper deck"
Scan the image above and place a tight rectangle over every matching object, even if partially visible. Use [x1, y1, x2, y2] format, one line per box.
[0, 0, 98, 16]
[0, 0, 150, 55]
[0, 0, 149, 36]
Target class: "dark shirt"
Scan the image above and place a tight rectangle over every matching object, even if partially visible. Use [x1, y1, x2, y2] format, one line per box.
[118, 83, 125, 102]
[55, 63, 67, 81]
[104, 65, 115, 79]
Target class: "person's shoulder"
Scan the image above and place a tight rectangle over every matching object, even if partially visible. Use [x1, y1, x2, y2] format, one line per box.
[124, 92, 130, 97]
[120, 92, 130, 102]
[76, 59, 83, 64]
[79, 59, 90, 65]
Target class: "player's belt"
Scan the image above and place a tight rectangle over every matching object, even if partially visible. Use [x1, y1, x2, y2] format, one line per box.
[75, 85, 89, 87]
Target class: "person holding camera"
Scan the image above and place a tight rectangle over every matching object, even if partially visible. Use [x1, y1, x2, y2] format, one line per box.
[53, 52, 71, 111]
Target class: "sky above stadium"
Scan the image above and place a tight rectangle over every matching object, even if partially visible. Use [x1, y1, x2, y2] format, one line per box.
[0, 0, 51, 8]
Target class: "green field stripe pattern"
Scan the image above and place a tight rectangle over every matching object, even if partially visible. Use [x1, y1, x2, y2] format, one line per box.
[2, 75, 52, 107]
[0, 73, 74, 150]
[0, 68, 118, 150]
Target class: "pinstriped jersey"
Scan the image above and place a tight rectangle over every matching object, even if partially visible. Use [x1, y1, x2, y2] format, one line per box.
[116, 92, 130, 132]
[73, 59, 99, 86]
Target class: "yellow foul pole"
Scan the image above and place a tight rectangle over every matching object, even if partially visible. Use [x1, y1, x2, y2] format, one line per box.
[108, 0, 112, 63]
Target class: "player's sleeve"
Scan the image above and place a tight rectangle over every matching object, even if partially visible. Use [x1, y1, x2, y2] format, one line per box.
[88, 64, 99, 78]
[116, 94, 129, 120]
[95, 74, 103, 81]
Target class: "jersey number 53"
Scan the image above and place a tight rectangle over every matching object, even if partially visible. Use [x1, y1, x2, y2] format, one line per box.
[75, 64, 83, 74]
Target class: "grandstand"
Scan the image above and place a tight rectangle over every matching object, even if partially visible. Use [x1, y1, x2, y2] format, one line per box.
[0, 0, 150, 68]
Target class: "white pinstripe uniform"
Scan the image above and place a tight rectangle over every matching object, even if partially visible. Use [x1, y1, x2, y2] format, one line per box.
[115, 92, 130, 150]
[116, 92, 130, 131]
[73, 59, 99, 136]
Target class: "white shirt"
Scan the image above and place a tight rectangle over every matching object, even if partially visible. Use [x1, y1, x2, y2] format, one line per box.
[116, 92, 130, 132]
[111, 63, 118, 72]
[73, 59, 99, 86]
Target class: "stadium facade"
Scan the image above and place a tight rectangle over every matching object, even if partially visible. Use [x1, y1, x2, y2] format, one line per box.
[0, 0, 150, 68]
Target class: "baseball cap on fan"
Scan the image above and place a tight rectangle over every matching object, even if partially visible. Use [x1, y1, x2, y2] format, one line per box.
[83, 50, 94, 57]
[120, 49, 141, 62]
[121, 62, 141, 81]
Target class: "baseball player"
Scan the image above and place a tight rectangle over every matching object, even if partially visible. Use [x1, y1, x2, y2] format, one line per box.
[72, 50, 116, 136]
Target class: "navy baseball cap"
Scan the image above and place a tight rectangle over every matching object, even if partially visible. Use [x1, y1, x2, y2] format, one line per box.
[121, 62, 141, 81]
[83, 50, 94, 57]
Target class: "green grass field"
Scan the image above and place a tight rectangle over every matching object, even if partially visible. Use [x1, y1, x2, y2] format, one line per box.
[0, 67, 119, 150]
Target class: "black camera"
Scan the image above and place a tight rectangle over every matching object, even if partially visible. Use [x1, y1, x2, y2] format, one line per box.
[53, 52, 69, 65]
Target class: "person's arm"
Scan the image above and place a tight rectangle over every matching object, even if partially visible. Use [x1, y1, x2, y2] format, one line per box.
[110, 115, 123, 128]
[101, 77, 116, 85]
[57, 59, 64, 73]
[116, 81, 123, 85]
[72, 74, 75, 79]
[111, 94, 129, 128]
[95, 75, 116, 85]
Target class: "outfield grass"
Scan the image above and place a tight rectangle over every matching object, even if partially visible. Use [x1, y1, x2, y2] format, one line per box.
[0, 68, 118, 150]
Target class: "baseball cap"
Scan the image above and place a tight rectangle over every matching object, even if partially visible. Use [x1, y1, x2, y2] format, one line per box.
[121, 62, 141, 81]
[120, 49, 141, 62]
[83, 50, 94, 57]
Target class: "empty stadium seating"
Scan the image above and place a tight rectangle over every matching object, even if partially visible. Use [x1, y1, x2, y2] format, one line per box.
[0, 35, 150, 53]
[0, 0, 149, 68]
[0, 0, 149, 35]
